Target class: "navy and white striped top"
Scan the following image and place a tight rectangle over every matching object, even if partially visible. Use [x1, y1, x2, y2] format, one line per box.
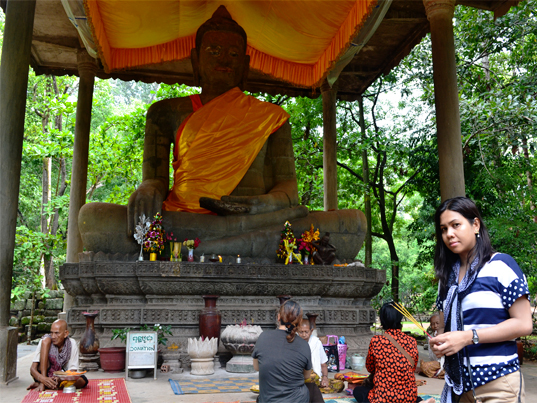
[438, 253, 529, 391]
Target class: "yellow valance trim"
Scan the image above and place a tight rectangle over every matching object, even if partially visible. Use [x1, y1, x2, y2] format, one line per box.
[84, 0, 377, 88]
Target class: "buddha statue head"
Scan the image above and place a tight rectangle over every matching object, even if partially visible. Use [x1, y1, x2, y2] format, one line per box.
[191, 6, 250, 92]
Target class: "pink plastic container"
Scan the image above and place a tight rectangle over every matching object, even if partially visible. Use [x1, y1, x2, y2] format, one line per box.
[338, 344, 348, 370]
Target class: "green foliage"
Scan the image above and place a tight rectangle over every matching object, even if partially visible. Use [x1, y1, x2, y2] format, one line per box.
[154, 83, 200, 101]
[361, 231, 438, 315]
[282, 96, 324, 210]
[12, 226, 64, 297]
[407, 2, 537, 284]
[111, 327, 131, 344]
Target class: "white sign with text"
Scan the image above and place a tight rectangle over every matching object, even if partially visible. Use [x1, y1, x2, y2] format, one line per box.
[125, 331, 158, 380]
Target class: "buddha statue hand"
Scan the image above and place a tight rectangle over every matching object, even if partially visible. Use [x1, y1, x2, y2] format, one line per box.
[201, 191, 291, 216]
[199, 197, 250, 216]
[127, 179, 168, 236]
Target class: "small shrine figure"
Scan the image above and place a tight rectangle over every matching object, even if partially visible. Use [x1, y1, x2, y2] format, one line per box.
[312, 232, 337, 265]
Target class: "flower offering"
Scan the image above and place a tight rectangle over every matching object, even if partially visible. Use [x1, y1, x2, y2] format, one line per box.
[143, 212, 166, 254]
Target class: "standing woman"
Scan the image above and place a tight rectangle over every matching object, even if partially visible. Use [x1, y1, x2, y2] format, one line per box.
[252, 300, 323, 403]
[430, 197, 532, 403]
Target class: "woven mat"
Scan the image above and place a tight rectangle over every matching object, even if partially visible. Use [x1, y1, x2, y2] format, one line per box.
[21, 379, 131, 403]
[168, 377, 258, 395]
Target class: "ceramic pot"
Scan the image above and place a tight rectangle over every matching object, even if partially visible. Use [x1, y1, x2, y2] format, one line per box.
[188, 248, 194, 262]
[98, 347, 126, 372]
[150, 252, 157, 261]
[80, 311, 99, 355]
[199, 295, 221, 341]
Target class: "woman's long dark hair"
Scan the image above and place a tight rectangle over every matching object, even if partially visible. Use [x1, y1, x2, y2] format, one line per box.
[279, 300, 303, 343]
[434, 197, 493, 300]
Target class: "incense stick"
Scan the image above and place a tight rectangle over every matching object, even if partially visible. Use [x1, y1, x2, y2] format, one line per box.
[392, 302, 431, 338]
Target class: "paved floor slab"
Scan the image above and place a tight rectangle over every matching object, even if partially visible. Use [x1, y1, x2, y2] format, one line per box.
[1, 343, 535, 403]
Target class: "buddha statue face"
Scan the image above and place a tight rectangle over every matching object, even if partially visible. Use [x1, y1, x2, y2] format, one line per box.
[191, 6, 250, 93]
[196, 30, 249, 92]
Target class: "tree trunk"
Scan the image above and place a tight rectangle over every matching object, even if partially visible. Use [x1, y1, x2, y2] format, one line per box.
[377, 151, 400, 301]
[41, 157, 51, 288]
[358, 96, 372, 266]
[521, 136, 536, 223]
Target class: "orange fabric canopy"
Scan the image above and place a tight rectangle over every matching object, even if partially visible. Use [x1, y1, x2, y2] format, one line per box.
[84, 0, 377, 87]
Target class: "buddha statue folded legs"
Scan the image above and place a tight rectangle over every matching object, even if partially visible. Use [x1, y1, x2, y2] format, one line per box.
[79, 203, 366, 261]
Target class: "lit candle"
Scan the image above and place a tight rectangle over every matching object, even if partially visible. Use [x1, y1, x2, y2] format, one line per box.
[236, 255, 241, 264]
[218, 255, 222, 263]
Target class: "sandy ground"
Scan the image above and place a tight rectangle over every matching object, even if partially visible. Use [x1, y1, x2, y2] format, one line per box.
[2, 343, 536, 403]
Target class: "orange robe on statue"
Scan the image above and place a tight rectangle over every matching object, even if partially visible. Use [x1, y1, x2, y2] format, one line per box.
[162, 87, 290, 214]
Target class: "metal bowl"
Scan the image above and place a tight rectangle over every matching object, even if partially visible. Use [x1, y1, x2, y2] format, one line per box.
[53, 371, 85, 382]
[129, 369, 147, 379]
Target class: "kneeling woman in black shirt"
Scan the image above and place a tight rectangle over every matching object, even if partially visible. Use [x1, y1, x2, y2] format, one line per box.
[253, 300, 323, 403]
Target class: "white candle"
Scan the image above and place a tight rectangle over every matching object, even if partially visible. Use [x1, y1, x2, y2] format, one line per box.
[237, 255, 241, 264]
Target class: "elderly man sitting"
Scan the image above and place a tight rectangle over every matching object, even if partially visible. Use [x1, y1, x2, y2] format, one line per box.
[27, 319, 87, 391]
[298, 321, 330, 389]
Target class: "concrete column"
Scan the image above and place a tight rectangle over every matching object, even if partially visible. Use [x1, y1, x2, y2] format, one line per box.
[63, 50, 97, 312]
[321, 80, 338, 211]
[0, 0, 37, 384]
[424, 0, 465, 200]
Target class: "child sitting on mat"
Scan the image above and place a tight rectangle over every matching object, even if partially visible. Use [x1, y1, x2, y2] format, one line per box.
[419, 313, 445, 379]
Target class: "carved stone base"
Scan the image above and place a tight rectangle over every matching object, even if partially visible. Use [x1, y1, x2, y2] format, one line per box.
[191, 358, 215, 375]
[79, 353, 100, 371]
[225, 354, 255, 373]
[60, 261, 386, 359]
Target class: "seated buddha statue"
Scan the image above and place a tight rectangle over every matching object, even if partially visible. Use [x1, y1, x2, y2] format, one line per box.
[79, 6, 366, 261]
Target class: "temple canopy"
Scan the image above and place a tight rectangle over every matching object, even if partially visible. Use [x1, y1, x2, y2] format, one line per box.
[32, 0, 518, 101]
[84, 0, 377, 87]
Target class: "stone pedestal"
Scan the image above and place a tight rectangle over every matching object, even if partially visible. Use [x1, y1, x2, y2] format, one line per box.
[79, 354, 100, 372]
[0, 327, 18, 384]
[190, 358, 215, 375]
[60, 260, 385, 364]
[225, 354, 255, 373]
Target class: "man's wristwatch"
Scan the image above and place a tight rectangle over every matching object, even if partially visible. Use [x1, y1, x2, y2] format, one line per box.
[471, 329, 479, 344]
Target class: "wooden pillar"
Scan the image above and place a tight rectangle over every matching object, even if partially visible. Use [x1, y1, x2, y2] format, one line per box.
[0, 0, 37, 383]
[424, 0, 465, 200]
[321, 80, 338, 211]
[63, 49, 97, 313]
